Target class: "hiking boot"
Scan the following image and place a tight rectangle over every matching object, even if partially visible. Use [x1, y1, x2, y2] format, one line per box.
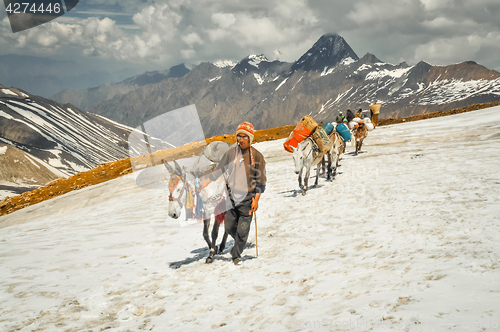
[233, 257, 242, 265]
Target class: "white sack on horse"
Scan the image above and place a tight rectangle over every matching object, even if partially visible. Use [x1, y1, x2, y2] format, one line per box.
[187, 141, 231, 176]
[203, 141, 230, 163]
[364, 118, 374, 131]
[349, 117, 362, 129]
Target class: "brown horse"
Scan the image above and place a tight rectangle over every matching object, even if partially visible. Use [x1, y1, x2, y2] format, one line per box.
[327, 130, 344, 177]
[354, 122, 368, 155]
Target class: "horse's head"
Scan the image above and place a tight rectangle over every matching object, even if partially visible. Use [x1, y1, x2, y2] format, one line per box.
[291, 145, 304, 174]
[164, 160, 187, 219]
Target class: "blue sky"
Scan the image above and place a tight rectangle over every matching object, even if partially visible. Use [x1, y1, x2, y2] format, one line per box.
[1, 0, 500, 73]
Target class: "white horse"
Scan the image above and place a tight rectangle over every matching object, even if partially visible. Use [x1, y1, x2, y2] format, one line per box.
[165, 142, 230, 263]
[292, 129, 345, 195]
[291, 138, 327, 195]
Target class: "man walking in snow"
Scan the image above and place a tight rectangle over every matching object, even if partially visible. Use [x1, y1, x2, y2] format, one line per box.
[199, 122, 266, 265]
[346, 109, 355, 123]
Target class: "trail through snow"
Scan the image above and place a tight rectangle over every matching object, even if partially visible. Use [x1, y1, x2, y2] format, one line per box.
[1, 107, 500, 331]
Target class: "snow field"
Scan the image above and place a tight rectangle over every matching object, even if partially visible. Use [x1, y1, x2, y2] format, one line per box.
[1, 107, 500, 331]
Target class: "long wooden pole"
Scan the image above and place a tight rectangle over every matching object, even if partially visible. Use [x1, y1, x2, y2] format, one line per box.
[253, 198, 258, 257]
[255, 213, 258, 257]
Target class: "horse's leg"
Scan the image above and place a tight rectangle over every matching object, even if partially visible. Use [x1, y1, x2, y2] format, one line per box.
[331, 151, 337, 177]
[203, 218, 215, 263]
[315, 156, 322, 186]
[303, 167, 311, 194]
[315, 165, 320, 186]
[210, 217, 220, 253]
[205, 217, 217, 263]
[298, 167, 303, 189]
[327, 152, 332, 180]
[219, 230, 229, 254]
[335, 150, 340, 171]
[203, 219, 213, 251]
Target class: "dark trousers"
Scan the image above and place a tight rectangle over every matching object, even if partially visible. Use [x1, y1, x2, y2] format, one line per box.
[225, 194, 254, 259]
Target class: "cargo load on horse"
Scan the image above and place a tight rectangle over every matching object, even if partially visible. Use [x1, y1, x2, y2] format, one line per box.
[284, 115, 335, 154]
[363, 117, 374, 131]
[336, 122, 352, 142]
[322, 122, 335, 136]
[311, 126, 333, 153]
[283, 115, 318, 152]
[349, 117, 362, 129]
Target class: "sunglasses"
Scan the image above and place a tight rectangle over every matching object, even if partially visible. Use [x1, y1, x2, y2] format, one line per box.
[236, 135, 249, 140]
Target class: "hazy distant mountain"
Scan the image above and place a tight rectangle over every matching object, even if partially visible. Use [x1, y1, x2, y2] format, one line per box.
[0, 54, 139, 98]
[51, 64, 190, 111]
[87, 33, 500, 137]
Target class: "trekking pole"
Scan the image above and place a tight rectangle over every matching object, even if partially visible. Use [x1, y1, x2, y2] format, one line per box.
[252, 198, 258, 257]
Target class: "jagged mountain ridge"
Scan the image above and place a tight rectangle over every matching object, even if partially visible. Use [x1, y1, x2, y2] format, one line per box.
[87, 33, 500, 137]
[51, 64, 190, 112]
[291, 34, 359, 73]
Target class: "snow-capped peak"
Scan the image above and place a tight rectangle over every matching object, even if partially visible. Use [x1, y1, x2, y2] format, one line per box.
[213, 60, 237, 68]
[291, 34, 359, 73]
[231, 54, 270, 76]
[247, 54, 269, 68]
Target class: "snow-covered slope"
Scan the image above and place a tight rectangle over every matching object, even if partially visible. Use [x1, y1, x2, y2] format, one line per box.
[0, 86, 134, 197]
[1, 107, 499, 331]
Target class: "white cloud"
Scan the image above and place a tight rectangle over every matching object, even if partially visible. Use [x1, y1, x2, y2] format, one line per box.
[272, 0, 318, 25]
[412, 35, 483, 65]
[182, 32, 203, 46]
[420, 0, 453, 11]
[347, 0, 418, 25]
[181, 49, 196, 59]
[206, 28, 231, 42]
[211, 12, 236, 28]
[422, 17, 456, 29]
[132, 4, 182, 41]
[1, 0, 500, 72]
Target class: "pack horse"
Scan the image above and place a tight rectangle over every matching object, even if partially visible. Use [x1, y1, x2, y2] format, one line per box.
[164, 142, 230, 263]
[354, 122, 368, 155]
[291, 123, 345, 195]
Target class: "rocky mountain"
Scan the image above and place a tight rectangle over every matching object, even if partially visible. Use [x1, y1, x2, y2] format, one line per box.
[51, 64, 190, 111]
[0, 84, 135, 198]
[85, 33, 500, 138]
[290, 33, 358, 73]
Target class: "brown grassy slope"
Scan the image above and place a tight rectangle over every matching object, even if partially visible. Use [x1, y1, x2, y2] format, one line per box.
[1, 100, 499, 217]
[378, 100, 500, 126]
